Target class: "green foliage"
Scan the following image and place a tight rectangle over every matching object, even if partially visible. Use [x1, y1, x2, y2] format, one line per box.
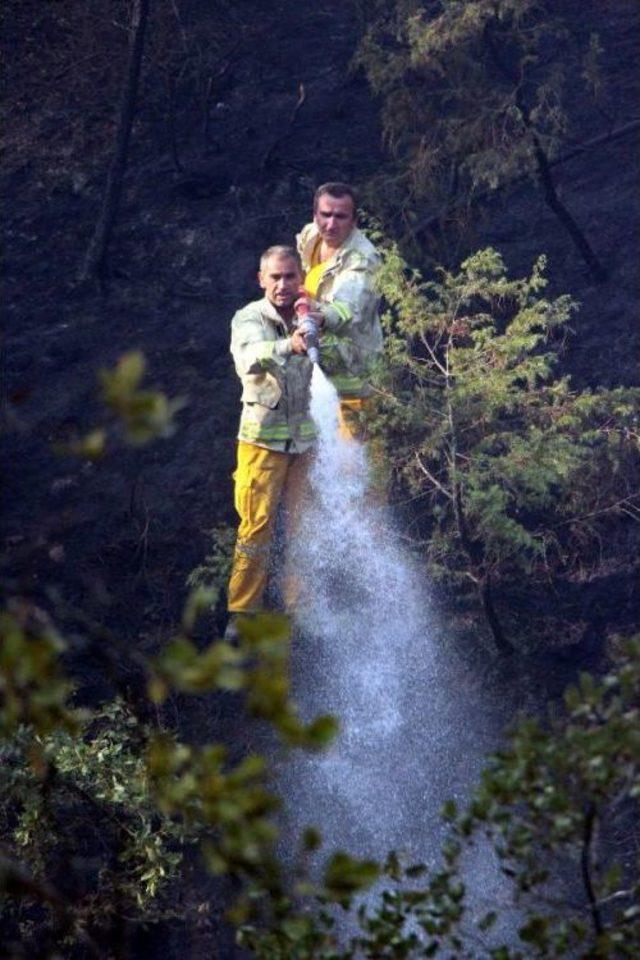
[100, 349, 185, 446]
[152, 608, 339, 750]
[147, 610, 340, 903]
[323, 852, 380, 907]
[186, 522, 237, 611]
[243, 641, 640, 959]
[0, 698, 191, 951]
[66, 350, 184, 459]
[0, 604, 374, 957]
[370, 242, 639, 648]
[0, 603, 80, 737]
[3, 604, 639, 957]
[360, 0, 566, 180]
[445, 637, 640, 958]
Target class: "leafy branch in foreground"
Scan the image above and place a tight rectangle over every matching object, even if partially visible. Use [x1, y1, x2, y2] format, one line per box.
[0, 602, 80, 738]
[67, 349, 185, 460]
[441, 638, 640, 959]
[369, 243, 639, 652]
[0, 606, 192, 953]
[0, 600, 374, 956]
[2, 596, 639, 957]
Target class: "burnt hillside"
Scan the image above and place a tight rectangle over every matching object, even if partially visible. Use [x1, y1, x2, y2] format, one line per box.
[2, 0, 386, 642]
[1, 1, 639, 955]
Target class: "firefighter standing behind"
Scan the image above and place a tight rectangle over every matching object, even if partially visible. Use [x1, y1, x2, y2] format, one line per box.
[296, 182, 383, 443]
[226, 246, 317, 632]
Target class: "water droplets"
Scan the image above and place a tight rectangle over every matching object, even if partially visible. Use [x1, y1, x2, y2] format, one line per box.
[284, 366, 430, 851]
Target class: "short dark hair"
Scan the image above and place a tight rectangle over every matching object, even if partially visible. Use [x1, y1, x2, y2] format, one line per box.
[259, 245, 302, 271]
[313, 182, 357, 215]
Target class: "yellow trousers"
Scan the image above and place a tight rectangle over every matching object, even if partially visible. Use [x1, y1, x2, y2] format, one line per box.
[338, 397, 389, 500]
[227, 442, 311, 613]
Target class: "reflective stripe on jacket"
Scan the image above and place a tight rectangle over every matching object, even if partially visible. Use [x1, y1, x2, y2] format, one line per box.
[297, 223, 383, 398]
[230, 297, 316, 453]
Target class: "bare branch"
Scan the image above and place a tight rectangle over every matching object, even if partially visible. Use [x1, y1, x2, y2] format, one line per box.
[581, 803, 605, 938]
[415, 452, 454, 501]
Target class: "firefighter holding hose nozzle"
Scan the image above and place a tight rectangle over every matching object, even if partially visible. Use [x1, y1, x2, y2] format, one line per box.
[224, 246, 322, 639]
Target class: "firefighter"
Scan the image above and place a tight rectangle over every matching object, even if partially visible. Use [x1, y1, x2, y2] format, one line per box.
[225, 246, 317, 632]
[296, 181, 383, 444]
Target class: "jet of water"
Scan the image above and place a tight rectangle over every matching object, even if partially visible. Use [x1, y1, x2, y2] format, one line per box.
[278, 366, 527, 948]
[287, 365, 433, 847]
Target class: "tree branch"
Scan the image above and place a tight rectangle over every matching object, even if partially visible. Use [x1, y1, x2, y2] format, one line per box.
[414, 118, 640, 239]
[581, 803, 605, 938]
[415, 452, 453, 500]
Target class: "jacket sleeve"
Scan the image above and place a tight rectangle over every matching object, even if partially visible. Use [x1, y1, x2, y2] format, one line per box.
[230, 309, 292, 376]
[319, 253, 381, 342]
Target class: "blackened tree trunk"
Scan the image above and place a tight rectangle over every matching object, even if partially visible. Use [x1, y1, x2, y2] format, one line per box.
[531, 134, 608, 284]
[79, 0, 151, 285]
[478, 575, 512, 657]
[483, 25, 608, 285]
[451, 466, 514, 656]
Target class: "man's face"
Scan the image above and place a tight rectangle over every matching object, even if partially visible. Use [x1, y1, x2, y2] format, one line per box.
[314, 192, 355, 249]
[258, 254, 302, 309]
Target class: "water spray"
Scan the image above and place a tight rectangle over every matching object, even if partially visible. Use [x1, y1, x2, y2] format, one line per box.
[277, 360, 526, 949]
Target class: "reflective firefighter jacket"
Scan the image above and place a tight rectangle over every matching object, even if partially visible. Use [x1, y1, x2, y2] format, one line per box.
[230, 297, 316, 453]
[297, 223, 383, 398]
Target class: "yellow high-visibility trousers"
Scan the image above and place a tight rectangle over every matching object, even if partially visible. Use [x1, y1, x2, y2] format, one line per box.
[337, 397, 366, 443]
[227, 441, 311, 613]
[337, 397, 389, 501]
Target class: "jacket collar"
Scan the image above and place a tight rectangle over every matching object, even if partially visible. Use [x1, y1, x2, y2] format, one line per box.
[297, 222, 375, 272]
[260, 296, 295, 331]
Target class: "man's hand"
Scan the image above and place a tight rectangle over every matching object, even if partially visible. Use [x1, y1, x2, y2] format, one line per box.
[290, 329, 307, 354]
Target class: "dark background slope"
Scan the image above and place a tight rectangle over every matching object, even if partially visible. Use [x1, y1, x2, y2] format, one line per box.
[2, 0, 386, 643]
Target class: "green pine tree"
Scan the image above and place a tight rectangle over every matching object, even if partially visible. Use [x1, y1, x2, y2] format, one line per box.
[371, 243, 638, 651]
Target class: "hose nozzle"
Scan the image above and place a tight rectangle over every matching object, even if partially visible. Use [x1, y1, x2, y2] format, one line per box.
[295, 294, 321, 365]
